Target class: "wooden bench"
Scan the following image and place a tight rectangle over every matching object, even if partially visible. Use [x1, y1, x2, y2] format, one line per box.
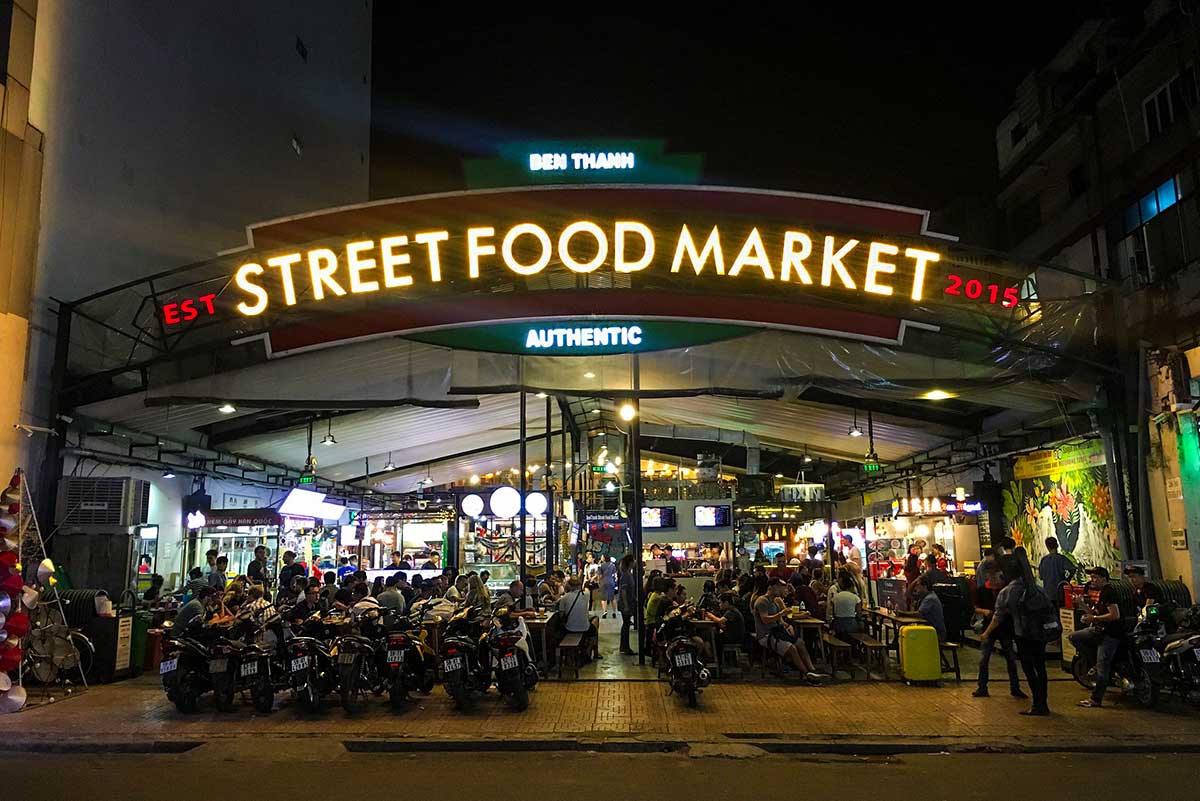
[939, 641, 962, 681]
[720, 644, 743, 679]
[846, 632, 887, 678]
[557, 633, 584, 679]
[822, 632, 853, 676]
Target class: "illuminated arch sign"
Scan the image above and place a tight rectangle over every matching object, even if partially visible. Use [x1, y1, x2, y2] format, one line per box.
[155, 187, 1029, 354]
[404, 320, 755, 355]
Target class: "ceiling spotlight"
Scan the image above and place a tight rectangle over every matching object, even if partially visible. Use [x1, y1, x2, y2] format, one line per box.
[469, 474, 480, 485]
[614, 456, 622, 466]
[383, 451, 396, 471]
[161, 470, 176, 479]
[604, 480, 616, 492]
[619, 403, 636, 421]
[775, 473, 784, 479]
[417, 476, 434, 487]
[217, 403, 237, 414]
[604, 461, 619, 474]
[848, 409, 864, 437]
[535, 392, 547, 399]
[921, 389, 954, 401]
[320, 417, 337, 446]
[583, 371, 596, 379]
[804, 452, 813, 463]
[591, 409, 602, 415]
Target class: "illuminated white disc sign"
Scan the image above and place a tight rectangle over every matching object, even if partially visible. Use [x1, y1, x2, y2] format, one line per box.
[525, 491, 547, 517]
[461, 493, 485, 518]
[489, 486, 521, 519]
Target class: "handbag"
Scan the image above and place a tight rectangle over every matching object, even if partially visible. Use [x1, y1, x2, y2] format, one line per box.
[549, 591, 584, 640]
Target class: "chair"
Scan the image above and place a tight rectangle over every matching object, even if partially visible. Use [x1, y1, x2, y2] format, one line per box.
[822, 632, 854, 676]
[720, 644, 743, 679]
[939, 640, 962, 681]
[556, 633, 584, 679]
[847, 632, 887, 678]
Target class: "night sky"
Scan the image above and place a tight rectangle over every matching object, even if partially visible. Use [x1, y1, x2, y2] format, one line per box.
[370, 6, 1092, 214]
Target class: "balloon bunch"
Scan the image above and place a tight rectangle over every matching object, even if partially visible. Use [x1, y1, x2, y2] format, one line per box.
[0, 471, 49, 712]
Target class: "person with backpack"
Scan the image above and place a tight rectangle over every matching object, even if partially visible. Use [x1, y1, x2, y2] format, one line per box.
[980, 549, 1055, 716]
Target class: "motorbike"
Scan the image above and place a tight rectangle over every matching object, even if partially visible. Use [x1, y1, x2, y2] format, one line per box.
[1070, 601, 1198, 708]
[207, 613, 276, 713]
[284, 610, 340, 712]
[160, 617, 220, 713]
[1160, 604, 1200, 706]
[332, 607, 386, 713]
[382, 602, 438, 710]
[440, 603, 492, 711]
[488, 606, 538, 710]
[656, 604, 710, 708]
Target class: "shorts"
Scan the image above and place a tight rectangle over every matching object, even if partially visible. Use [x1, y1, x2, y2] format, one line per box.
[758, 634, 792, 656]
[600, 585, 615, 601]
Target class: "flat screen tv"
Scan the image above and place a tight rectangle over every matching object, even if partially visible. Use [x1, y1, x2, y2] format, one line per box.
[641, 506, 677, 529]
[694, 504, 732, 528]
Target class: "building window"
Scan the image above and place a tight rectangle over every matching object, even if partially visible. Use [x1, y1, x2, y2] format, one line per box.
[1114, 176, 1184, 283]
[1144, 66, 1197, 141]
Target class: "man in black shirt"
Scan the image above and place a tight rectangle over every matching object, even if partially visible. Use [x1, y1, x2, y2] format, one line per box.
[277, 551, 305, 602]
[1069, 566, 1123, 708]
[707, 592, 745, 650]
[1124, 565, 1162, 610]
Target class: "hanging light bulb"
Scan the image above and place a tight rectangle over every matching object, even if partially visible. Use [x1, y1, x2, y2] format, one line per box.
[383, 452, 396, 471]
[321, 417, 337, 446]
[847, 409, 863, 437]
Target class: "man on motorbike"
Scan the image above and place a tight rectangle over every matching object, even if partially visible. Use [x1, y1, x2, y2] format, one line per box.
[289, 585, 322, 624]
[1069, 566, 1123, 708]
[175, 586, 218, 631]
[1124, 565, 1162, 610]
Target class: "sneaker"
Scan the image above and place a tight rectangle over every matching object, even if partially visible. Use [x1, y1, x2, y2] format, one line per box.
[1010, 689, 1029, 700]
[1077, 699, 1102, 708]
[804, 672, 823, 685]
[972, 687, 989, 698]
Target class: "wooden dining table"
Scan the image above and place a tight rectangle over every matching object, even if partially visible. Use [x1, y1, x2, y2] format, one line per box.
[866, 607, 925, 658]
[523, 611, 556, 668]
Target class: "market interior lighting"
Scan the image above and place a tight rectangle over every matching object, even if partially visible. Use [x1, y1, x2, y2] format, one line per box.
[489, 485, 522, 518]
[320, 417, 337, 446]
[535, 392, 547, 399]
[383, 452, 396, 471]
[604, 480, 616, 492]
[921, 389, 955, 401]
[583, 371, 596, 379]
[775, 473, 784, 479]
[217, 403, 237, 414]
[469, 474, 481, 485]
[604, 461, 619, 474]
[525, 491, 548, 517]
[461, 493, 484, 517]
[848, 409, 864, 438]
[619, 402, 636, 421]
[161, 469, 176, 479]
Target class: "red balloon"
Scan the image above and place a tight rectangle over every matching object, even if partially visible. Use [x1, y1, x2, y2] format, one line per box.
[4, 610, 28, 637]
[0, 575, 21, 598]
[0, 645, 21, 671]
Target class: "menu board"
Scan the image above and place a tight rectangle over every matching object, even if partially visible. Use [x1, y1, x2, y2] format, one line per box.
[694, 504, 732, 528]
[641, 506, 678, 529]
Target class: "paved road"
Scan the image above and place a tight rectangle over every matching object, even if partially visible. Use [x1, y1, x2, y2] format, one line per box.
[8, 747, 1199, 801]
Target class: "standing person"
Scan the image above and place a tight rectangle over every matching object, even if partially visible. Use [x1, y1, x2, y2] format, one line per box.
[981, 553, 1052, 716]
[972, 563, 1025, 700]
[584, 552, 600, 604]
[598, 555, 617, 618]
[336, 557, 355, 583]
[617, 554, 637, 655]
[1069, 566, 1123, 708]
[395, 571, 415, 606]
[246, 545, 270, 587]
[208, 555, 229, 589]
[138, 554, 152, 574]
[922, 553, 950, 586]
[932, 543, 951, 572]
[842, 535, 862, 567]
[277, 551, 305, 602]
[203, 549, 219, 580]
[389, 550, 405, 571]
[903, 545, 922, 586]
[1037, 537, 1073, 603]
[769, 553, 795, 582]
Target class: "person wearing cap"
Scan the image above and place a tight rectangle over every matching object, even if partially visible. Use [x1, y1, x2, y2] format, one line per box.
[1069, 566, 1122, 708]
[1124, 565, 1162, 610]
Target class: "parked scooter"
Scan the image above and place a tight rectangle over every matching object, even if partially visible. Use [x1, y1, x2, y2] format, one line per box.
[383, 603, 438, 710]
[207, 614, 275, 713]
[285, 611, 340, 712]
[440, 604, 492, 711]
[1160, 604, 1200, 706]
[333, 607, 386, 713]
[159, 616, 220, 713]
[656, 605, 710, 708]
[489, 606, 538, 710]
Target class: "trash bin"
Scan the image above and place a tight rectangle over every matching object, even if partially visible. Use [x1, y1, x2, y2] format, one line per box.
[143, 628, 164, 674]
[129, 611, 150, 678]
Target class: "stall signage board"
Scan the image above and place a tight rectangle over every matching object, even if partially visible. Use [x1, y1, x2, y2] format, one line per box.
[408, 320, 753, 356]
[463, 139, 703, 188]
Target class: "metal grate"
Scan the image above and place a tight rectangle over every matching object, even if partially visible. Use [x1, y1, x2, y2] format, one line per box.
[56, 477, 150, 527]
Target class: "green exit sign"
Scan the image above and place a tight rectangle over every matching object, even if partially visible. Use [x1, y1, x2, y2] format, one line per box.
[298, 474, 316, 484]
[590, 465, 607, 473]
[862, 462, 881, 473]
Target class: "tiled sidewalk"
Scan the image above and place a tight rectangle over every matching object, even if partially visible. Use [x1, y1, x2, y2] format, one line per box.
[1, 675, 1197, 743]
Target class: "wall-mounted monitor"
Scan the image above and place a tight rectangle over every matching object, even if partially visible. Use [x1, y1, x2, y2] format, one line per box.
[694, 504, 732, 528]
[641, 506, 677, 529]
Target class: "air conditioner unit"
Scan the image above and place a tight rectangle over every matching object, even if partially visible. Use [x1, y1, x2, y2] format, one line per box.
[56, 477, 151, 527]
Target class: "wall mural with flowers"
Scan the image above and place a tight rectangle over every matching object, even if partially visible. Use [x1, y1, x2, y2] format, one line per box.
[1002, 440, 1122, 576]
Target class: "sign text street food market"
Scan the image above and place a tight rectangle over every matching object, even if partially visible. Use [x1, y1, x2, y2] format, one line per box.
[219, 219, 1020, 320]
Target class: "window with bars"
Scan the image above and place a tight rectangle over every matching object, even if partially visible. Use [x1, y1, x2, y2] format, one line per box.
[1113, 176, 1192, 283]
[1144, 66, 1197, 142]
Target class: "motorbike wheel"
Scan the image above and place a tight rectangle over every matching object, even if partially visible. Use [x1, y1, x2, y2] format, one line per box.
[1071, 655, 1097, 691]
[507, 678, 529, 711]
[339, 659, 365, 713]
[389, 674, 408, 711]
[251, 676, 275, 714]
[446, 678, 474, 711]
[172, 671, 200, 714]
[1134, 666, 1160, 708]
[212, 673, 236, 712]
[297, 676, 323, 713]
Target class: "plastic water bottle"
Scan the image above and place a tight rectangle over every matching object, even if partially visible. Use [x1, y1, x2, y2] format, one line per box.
[799, 601, 807, 613]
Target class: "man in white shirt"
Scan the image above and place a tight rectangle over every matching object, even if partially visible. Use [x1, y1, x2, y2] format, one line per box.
[556, 577, 597, 656]
[444, 575, 468, 602]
